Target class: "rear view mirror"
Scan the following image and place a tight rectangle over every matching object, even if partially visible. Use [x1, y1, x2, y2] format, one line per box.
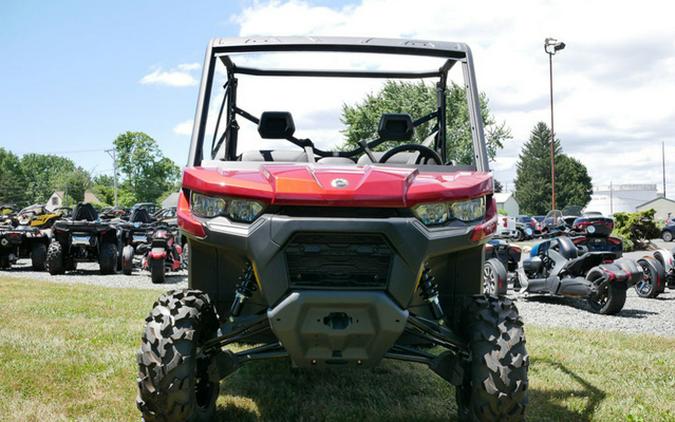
[378, 113, 414, 141]
[258, 111, 295, 139]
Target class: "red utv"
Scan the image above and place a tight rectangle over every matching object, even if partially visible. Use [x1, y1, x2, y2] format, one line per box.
[136, 37, 528, 422]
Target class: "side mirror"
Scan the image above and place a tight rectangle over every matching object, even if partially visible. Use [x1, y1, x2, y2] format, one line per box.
[378, 113, 414, 141]
[258, 111, 295, 139]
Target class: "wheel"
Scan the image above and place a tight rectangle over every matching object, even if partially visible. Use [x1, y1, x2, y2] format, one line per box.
[515, 229, 524, 241]
[483, 258, 508, 295]
[0, 254, 10, 269]
[121, 245, 135, 275]
[455, 295, 528, 421]
[46, 241, 65, 275]
[662, 230, 673, 242]
[150, 257, 165, 284]
[31, 242, 47, 271]
[137, 290, 220, 422]
[98, 242, 117, 275]
[587, 283, 626, 314]
[635, 257, 665, 298]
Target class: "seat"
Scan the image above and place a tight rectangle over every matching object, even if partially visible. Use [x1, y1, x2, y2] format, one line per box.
[358, 151, 421, 165]
[317, 157, 356, 164]
[240, 150, 309, 162]
[71, 203, 98, 222]
[556, 236, 579, 260]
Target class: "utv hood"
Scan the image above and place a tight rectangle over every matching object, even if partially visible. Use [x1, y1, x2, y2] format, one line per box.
[183, 164, 492, 207]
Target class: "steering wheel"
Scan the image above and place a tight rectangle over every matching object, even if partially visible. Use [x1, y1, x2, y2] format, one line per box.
[378, 144, 443, 164]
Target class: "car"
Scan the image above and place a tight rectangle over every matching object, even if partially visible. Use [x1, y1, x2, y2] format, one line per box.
[129, 202, 158, 216]
[515, 215, 537, 240]
[661, 221, 675, 242]
[135, 37, 528, 422]
[496, 214, 519, 238]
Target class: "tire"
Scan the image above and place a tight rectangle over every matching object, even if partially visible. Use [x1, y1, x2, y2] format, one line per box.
[635, 257, 665, 298]
[455, 296, 528, 422]
[515, 229, 524, 242]
[121, 245, 135, 275]
[31, 242, 47, 271]
[46, 241, 65, 275]
[662, 230, 673, 242]
[587, 283, 626, 314]
[0, 254, 10, 269]
[99, 242, 117, 275]
[483, 258, 508, 295]
[150, 257, 165, 284]
[137, 290, 220, 422]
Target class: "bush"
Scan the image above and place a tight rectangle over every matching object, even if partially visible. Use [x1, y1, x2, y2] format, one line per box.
[612, 209, 660, 251]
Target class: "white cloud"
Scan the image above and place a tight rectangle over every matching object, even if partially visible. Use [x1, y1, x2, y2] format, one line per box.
[140, 63, 200, 87]
[174, 119, 194, 136]
[230, 0, 675, 194]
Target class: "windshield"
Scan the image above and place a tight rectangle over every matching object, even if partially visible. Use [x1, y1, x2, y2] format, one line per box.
[190, 41, 489, 170]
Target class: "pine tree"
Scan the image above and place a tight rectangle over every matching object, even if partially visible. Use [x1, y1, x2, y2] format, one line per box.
[514, 122, 593, 214]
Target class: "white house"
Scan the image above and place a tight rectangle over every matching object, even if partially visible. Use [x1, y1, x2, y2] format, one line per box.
[636, 197, 675, 222]
[494, 192, 520, 216]
[584, 184, 658, 216]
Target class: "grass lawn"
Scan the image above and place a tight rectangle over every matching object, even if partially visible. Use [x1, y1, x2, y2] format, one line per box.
[0, 277, 674, 422]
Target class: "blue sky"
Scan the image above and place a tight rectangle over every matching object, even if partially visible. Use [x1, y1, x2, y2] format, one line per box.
[2, 0, 675, 196]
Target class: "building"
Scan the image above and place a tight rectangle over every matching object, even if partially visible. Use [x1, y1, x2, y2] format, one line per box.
[636, 197, 675, 222]
[46, 190, 102, 211]
[494, 192, 520, 216]
[584, 184, 658, 216]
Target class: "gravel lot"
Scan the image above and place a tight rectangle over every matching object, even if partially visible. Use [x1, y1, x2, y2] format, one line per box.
[1, 240, 673, 337]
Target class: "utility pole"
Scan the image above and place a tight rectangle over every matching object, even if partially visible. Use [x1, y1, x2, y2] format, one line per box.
[545, 38, 566, 211]
[663, 141, 667, 198]
[105, 149, 118, 208]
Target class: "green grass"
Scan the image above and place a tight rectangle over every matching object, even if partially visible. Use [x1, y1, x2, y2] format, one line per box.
[0, 277, 673, 422]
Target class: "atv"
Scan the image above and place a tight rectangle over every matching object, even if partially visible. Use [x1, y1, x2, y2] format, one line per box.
[136, 37, 528, 422]
[141, 224, 184, 284]
[47, 203, 118, 275]
[0, 223, 49, 270]
[483, 238, 522, 295]
[118, 207, 156, 275]
[518, 236, 645, 314]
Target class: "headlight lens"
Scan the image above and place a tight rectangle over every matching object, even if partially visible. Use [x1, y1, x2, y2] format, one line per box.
[451, 197, 485, 222]
[413, 196, 486, 226]
[412, 202, 450, 226]
[191, 192, 226, 218]
[190, 192, 265, 223]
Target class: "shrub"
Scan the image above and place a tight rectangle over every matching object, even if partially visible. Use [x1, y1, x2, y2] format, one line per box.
[612, 209, 660, 251]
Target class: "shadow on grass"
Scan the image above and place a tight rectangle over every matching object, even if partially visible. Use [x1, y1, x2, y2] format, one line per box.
[210, 355, 606, 421]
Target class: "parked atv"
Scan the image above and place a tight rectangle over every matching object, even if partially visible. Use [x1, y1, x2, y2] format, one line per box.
[634, 248, 674, 298]
[0, 224, 49, 270]
[136, 37, 528, 422]
[518, 236, 642, 314]
[47, 203, 118, 275]
[483, 239, 522, 295]
[141, 224, 183, 284]
[118, 208, 155, 275]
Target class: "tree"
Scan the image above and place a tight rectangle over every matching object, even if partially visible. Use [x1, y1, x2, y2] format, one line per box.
[494, 179, 503, 193]
[0, 148, 29, 207]
[514, 122, 592, 214]
[54, 168, 92, 204]
[20, 154, 76, 203]
[114, 131, 181, 204]
[341, 81, 511, 164]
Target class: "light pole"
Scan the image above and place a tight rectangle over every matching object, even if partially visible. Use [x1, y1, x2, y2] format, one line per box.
[544, 37, 565, 211]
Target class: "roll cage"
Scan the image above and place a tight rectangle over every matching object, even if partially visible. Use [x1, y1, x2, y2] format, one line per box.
[188, 36, 489, 171]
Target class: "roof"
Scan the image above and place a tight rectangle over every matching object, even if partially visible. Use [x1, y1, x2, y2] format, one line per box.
[83, 190, 101, 204]
[210, 36, 469, 58]
[161, 192, 180, 208]
[52, 191, 65, 199]
[494, 192, 515, 203]
[636, 196, 675, 209]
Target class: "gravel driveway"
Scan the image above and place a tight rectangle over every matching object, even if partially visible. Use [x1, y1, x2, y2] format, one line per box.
[1, 241, 673, 337]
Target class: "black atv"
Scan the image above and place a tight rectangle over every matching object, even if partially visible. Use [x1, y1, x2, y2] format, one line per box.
[47, 203, 118, 275]
[0, 224, 49, 270]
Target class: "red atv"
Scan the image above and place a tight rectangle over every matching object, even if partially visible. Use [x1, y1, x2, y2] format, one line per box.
[136, 37, 528, 422]
[141, 225, 183, 284]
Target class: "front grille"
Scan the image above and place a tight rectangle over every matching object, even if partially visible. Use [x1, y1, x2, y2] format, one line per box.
[285, 233, 393, 288]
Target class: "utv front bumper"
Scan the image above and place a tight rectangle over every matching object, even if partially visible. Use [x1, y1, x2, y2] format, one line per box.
[188, 214, 487, 367]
